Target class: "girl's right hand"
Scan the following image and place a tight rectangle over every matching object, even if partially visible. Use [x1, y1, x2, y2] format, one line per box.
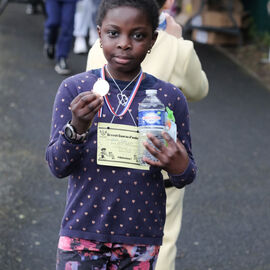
[70, 91, 104, 134]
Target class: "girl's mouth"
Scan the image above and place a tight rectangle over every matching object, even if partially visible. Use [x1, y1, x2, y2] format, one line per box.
[114, 56, 132, 65]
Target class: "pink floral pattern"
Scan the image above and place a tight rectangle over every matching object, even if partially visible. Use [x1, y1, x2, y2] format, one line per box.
[57, 237, 159, 270]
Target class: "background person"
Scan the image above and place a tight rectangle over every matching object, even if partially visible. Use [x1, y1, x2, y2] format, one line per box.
[73, 0, 101, 54]
[44, 0, 77, 75]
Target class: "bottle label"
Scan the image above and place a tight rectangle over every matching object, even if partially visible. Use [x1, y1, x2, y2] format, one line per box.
[158, 12, 167, 30]
[138, 110, 165, 127]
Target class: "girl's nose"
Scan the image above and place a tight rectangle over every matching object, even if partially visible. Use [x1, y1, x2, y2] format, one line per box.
[117, 36, 131, 50]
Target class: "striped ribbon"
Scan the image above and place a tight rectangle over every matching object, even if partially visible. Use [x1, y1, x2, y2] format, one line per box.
[97, 66, 106, 117]
[98, 65, 143, 117]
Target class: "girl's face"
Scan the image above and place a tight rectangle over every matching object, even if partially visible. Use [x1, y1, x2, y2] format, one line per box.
[98, 6, 157, 81]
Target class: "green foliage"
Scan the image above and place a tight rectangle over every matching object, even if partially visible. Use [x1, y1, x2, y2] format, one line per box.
[260, 31, 270, 47]
[246, 16, 270, 48]
[246, 17, 258, 41]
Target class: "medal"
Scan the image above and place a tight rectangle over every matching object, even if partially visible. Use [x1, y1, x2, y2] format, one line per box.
[93, 79, 110, 96]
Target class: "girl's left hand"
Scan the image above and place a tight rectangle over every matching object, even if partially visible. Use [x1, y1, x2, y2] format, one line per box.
[143, 132, 189, 175]
[164, 13, 182, 39]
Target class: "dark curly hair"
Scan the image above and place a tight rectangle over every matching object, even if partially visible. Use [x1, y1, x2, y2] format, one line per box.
[156, 0, 166, 9]
[97, 0, 160, 33]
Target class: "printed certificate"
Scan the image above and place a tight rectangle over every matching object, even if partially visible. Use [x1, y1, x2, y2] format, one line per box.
[97, 122, 149, 170]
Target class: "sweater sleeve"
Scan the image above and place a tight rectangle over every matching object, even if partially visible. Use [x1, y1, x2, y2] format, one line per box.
[45, 79, 86, 178]
[171, 39, 209, 102]
[167, 88, 197, 188]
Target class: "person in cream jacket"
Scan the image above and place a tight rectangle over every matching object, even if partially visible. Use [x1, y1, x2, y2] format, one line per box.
[86, 1, 208, 269]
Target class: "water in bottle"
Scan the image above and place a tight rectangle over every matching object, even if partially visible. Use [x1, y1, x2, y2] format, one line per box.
[138, 89, 165, 164]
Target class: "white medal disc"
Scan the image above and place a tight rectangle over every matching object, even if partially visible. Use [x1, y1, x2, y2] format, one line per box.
[93, 79, 110, 96]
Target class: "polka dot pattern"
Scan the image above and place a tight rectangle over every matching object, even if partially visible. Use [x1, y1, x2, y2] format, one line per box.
[45, 70, 196, 246]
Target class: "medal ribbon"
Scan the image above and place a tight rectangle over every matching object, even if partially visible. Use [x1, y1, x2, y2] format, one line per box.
[98, 65, 143, 117]
[97, 67, 106, 117]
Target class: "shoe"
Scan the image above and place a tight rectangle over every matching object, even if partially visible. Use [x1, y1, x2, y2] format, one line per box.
[73, 37, 88, 54]
[44, 43, 55, 59]
[25, 4, 35, 15]
[25, 4, 39, 15]
[55, 58, 71, 75]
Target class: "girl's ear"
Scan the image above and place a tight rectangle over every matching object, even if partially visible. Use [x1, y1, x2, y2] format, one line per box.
[97, 26, 103, 47]
[150, 31, 158, 50]
[97, 25, 101, 39]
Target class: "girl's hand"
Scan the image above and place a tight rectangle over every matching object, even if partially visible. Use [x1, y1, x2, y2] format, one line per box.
[143, 132, 189, 175]
[70, 91, 104, 134]
[164, 13, 182, 39]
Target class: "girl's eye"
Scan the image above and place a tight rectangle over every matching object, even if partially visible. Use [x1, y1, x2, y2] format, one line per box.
[108, 30, 118, 38]
[133, 32, 144, 40]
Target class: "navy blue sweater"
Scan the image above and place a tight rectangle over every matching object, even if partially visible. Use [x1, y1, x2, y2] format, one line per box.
[46, 69, 196, 245]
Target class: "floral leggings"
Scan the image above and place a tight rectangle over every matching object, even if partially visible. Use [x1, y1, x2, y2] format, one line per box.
[56, 237, 160, 270]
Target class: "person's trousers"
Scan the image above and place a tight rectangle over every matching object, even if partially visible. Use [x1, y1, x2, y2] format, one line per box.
[88, 0, 100, 44]
[56, 238, 160, 270]
[73, 0, 92, 37]
[73, 0, 100, 43]
[155, 187, 185, 270]
[44, 0, 76, 59]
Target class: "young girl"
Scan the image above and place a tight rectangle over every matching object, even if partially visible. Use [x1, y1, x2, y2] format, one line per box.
[46, 0, 196, 269]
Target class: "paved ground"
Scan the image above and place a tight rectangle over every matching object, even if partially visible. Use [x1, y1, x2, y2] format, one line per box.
[0, 4, 270, 270]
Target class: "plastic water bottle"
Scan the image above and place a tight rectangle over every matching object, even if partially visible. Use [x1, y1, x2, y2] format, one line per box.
[158, 12, 167, 30]
[138, 89, 165, 164]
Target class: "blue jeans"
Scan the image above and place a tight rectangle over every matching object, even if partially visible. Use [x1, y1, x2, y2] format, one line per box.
[44, 0, 76, 59]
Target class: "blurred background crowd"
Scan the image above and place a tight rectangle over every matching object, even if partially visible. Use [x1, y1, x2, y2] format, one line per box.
[1, 0, 268, 81]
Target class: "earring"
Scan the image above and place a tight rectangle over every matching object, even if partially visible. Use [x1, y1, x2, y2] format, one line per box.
[147, 49, 151, 54]
[100, 42, 103, 48]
